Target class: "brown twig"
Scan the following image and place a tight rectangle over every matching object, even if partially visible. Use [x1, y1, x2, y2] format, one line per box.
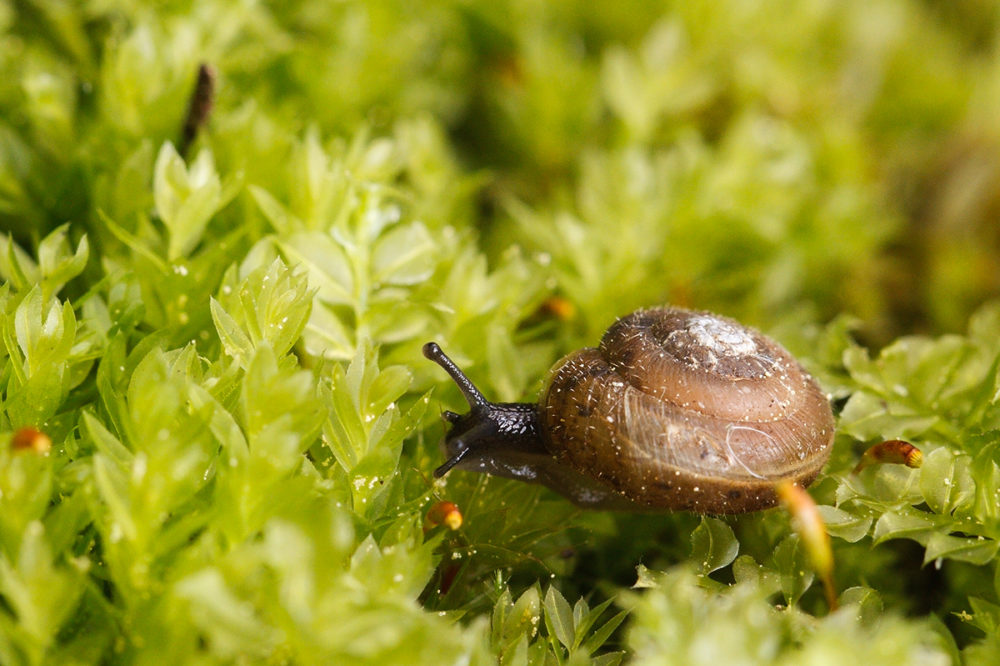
[179, 63, 216, 158]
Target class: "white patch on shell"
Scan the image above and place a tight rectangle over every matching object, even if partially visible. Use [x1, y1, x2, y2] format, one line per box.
[685, 315, 757, 357]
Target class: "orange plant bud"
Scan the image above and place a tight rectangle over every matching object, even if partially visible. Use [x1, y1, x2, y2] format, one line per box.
[425, 500, 463, 531]
[852, 439, 922, 474]
[540, 296, 576, 321]
[10, 427, 52, 454]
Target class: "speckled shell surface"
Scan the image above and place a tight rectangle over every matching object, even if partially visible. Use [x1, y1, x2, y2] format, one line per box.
[539, 308, 835, 513]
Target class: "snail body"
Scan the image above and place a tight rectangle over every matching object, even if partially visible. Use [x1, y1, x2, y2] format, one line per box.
[424, 307, 835, 514]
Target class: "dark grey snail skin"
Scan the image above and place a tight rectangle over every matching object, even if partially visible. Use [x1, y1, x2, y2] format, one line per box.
[423, 307, 836, 514]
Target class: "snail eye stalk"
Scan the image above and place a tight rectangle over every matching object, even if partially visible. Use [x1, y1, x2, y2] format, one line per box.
[423, 342, 490, 410]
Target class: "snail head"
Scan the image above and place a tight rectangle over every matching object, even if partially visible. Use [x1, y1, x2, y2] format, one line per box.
[423, 342, 544, 478]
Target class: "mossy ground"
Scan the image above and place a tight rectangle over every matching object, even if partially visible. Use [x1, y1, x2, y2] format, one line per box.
[1, 1, 1000, 663]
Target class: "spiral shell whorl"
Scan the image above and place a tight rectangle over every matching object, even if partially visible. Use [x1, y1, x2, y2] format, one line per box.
[540, 307, 834, 513]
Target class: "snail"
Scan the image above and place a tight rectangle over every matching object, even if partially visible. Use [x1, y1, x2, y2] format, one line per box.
[423, 307, 835, 514]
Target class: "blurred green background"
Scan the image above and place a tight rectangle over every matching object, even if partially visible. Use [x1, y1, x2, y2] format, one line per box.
[4, 0, 1000, 340]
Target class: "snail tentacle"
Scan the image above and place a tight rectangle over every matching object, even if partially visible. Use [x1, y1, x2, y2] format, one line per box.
[423, 342, 488, 409]
[434, 444, 473, 477]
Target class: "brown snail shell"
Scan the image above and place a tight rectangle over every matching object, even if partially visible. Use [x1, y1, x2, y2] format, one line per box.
[424, 307, 835, 514]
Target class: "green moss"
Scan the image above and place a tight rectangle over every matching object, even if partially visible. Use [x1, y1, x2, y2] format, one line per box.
[1, 1, 999, 663]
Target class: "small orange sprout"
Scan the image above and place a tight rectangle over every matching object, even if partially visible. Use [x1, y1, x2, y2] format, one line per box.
[11, 427, 52, 454]
[776, 480, 837, 611]
[852, 439, 922, 474]
[540, 296, 576, 321]
[425, 500, 463, 531]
